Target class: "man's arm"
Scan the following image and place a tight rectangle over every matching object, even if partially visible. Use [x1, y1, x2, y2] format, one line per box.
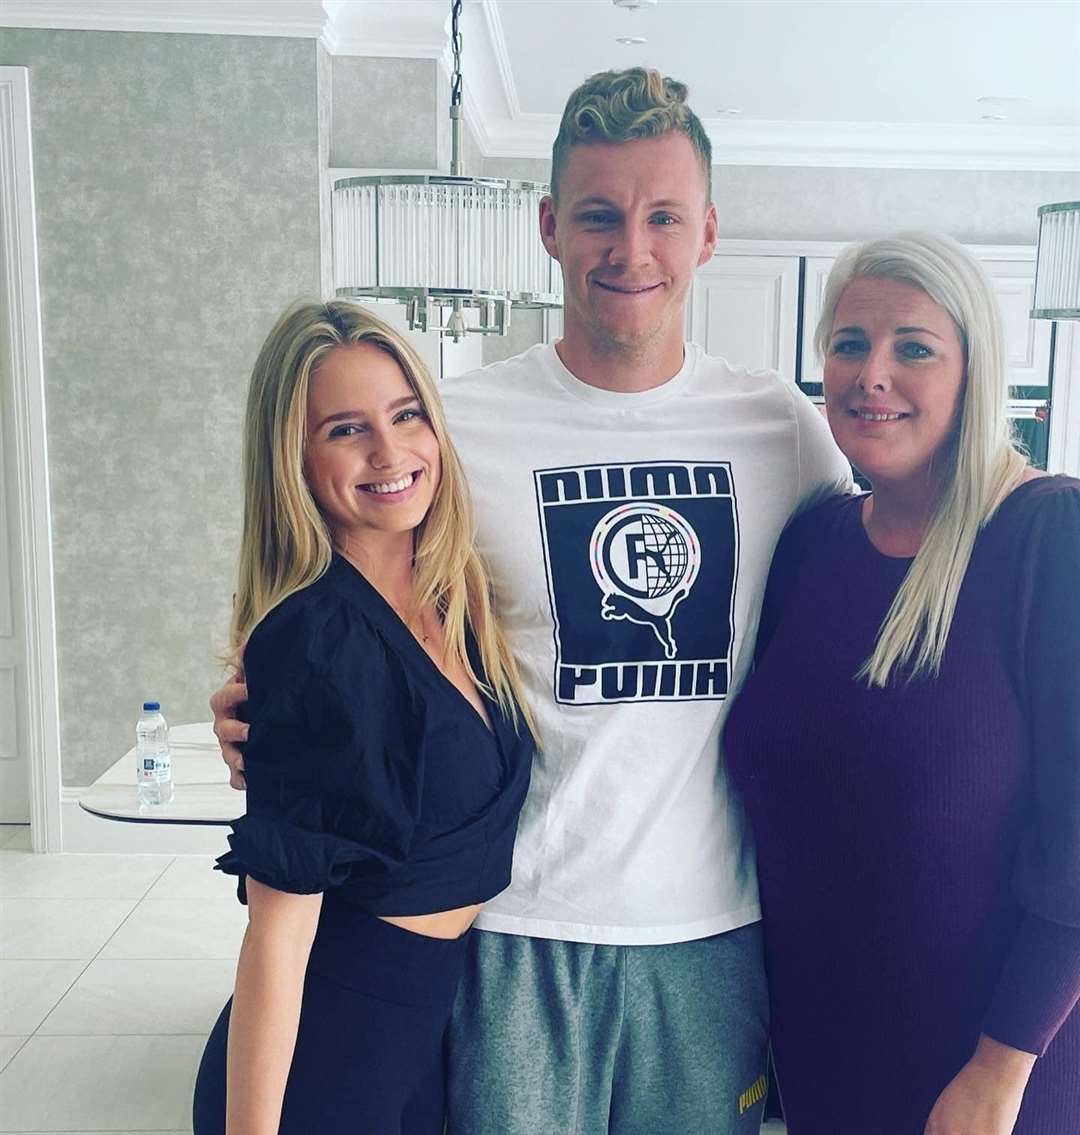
[211, 673, 249, 790]
[789, 383, 854, 513]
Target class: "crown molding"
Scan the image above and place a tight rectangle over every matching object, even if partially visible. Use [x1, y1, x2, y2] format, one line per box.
[331, 38, 446, 59]
[324, 0, 447, 59]
[0, 0, 329, 37]
[702, 120, 1080, 171]
[476, 112, 1080, 171]
[478, 0, 518, 119]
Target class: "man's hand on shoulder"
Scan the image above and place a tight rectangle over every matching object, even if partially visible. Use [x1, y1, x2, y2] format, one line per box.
[210, 673, 249, 790]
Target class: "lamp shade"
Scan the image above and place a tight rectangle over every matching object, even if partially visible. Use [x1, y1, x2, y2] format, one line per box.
[1032, 201, 1080, 320]
[332, 174, 562, 332]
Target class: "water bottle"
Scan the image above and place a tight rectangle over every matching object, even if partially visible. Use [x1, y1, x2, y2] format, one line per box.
[135, 701, 173, 805]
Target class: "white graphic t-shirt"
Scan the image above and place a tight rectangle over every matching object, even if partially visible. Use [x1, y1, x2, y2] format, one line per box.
[442, 342, 852, 945]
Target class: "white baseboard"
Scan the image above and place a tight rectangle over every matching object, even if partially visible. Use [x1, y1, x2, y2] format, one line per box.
[61, 790, 228, 854]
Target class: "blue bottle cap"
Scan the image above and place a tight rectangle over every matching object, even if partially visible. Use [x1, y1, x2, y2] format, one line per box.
[142, 701, 160, 712]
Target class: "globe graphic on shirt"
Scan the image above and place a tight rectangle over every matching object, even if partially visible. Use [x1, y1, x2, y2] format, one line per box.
[591, 503, 700, 604]
[626, 512, 689, 598]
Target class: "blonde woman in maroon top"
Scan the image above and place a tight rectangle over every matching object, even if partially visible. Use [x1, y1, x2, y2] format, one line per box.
[724, 233, 1080, 1135]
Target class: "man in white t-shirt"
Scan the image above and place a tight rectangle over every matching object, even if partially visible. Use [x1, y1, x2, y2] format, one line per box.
[439, 69, 850, 1135]
[214, 68, 850, 1133]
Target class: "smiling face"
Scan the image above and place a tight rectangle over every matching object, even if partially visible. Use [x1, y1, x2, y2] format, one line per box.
[303, 342, 441, 552]
[823, 277, 967, 494]
[540, 132, 717, 360]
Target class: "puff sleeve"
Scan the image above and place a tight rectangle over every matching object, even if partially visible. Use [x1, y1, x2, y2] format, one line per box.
[216, 592, 427, 901]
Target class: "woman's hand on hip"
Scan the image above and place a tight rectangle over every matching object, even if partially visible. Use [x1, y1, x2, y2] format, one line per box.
[924, 1034, 1035, 1135]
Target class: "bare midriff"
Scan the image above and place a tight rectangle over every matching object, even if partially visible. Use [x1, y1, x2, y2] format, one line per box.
[379, 903, 482, 940]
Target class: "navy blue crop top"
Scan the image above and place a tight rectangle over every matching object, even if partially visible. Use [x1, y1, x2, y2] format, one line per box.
[215, 554, 534, 916]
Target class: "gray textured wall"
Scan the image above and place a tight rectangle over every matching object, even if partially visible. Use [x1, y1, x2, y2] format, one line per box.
[317, 42, 334, 298]
[331, 57, 438, 169]
[711, 166, 1080, 244]
[0, 29, 322, 786]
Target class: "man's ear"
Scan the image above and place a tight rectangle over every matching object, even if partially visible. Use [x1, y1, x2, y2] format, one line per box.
[698, 201, 719, 268]
[539, 195, 560, 262]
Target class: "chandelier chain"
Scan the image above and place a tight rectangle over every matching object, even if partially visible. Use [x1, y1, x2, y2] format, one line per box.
[450, 0, 463, 108]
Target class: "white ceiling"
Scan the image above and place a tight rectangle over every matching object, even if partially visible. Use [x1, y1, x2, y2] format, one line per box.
[3, 0, 1078, 169]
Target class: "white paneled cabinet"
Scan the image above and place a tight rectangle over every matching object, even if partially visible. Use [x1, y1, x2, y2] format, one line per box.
[689, 255, 799, 376]
[799, 256, 839, 385]
[980, 258, 1052, 390]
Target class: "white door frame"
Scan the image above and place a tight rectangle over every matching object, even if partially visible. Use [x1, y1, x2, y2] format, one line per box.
[0, 67, 62, 852]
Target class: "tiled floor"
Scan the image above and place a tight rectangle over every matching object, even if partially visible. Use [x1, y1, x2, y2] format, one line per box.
[0, 825, 789, 1134]
[0, 826, 241, 1134]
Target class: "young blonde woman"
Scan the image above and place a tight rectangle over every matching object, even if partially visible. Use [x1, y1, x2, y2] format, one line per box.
[724, 233, 1080, 1135]
[191, 300, 535, 1135]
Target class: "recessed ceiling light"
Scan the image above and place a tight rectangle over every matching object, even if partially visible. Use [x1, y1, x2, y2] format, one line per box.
[616, 36, 647, 45]
[976, 95, 1032, 106]
[613, 0, 659, 9]
[716, 108, 743, 116]
[981, 113, 1007, 122]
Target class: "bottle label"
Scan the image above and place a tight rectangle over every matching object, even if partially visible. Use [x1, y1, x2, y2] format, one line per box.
[138, 752, 170, 782]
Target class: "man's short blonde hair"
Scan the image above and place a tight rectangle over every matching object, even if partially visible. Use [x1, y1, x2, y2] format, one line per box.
[550, 67, 712, 205]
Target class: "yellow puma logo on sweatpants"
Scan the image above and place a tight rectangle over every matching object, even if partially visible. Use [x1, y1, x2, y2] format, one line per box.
[738, 1073, 768, 1115]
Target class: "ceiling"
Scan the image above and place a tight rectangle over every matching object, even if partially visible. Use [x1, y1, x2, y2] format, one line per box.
[3, 0, 1078, 169]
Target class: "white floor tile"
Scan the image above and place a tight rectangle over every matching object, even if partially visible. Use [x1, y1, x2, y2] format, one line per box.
[99, 898, 247, 960]
[0, 827, 31, 852]
[39, 958, 234, 1035]
[0, 960, 88, 1034]
[0, 1037, 26, 1073]
[144, 855, 235, 900]
[0, 852, 173, 899]
[0, 899, 138, 960]
[0, 1034, 204, 1131]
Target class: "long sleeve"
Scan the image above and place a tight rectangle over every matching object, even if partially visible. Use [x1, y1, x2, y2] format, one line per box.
[984, 483, 1080, 1055]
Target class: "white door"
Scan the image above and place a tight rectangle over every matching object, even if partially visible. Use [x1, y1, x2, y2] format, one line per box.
[690, 255, 799, 378]
[0, 263, 30, 822]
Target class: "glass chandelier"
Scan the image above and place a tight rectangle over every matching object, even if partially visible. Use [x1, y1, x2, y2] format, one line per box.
[1032, 201, 1080, 320]
[332, 0, 562, 339]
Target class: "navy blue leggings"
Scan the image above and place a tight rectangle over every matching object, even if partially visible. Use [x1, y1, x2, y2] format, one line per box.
[192, 897, 470, 1135]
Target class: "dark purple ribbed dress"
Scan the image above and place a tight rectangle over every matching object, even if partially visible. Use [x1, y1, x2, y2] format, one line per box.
[724, 476, 1080, 1135]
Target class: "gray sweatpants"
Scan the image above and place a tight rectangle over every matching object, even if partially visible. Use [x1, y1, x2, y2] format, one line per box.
[446, 922, 770, 1134]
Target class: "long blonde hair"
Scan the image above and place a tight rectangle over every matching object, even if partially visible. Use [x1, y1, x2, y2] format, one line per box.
[814, 233, 1028, 687]
[232, 299, 536, 739]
